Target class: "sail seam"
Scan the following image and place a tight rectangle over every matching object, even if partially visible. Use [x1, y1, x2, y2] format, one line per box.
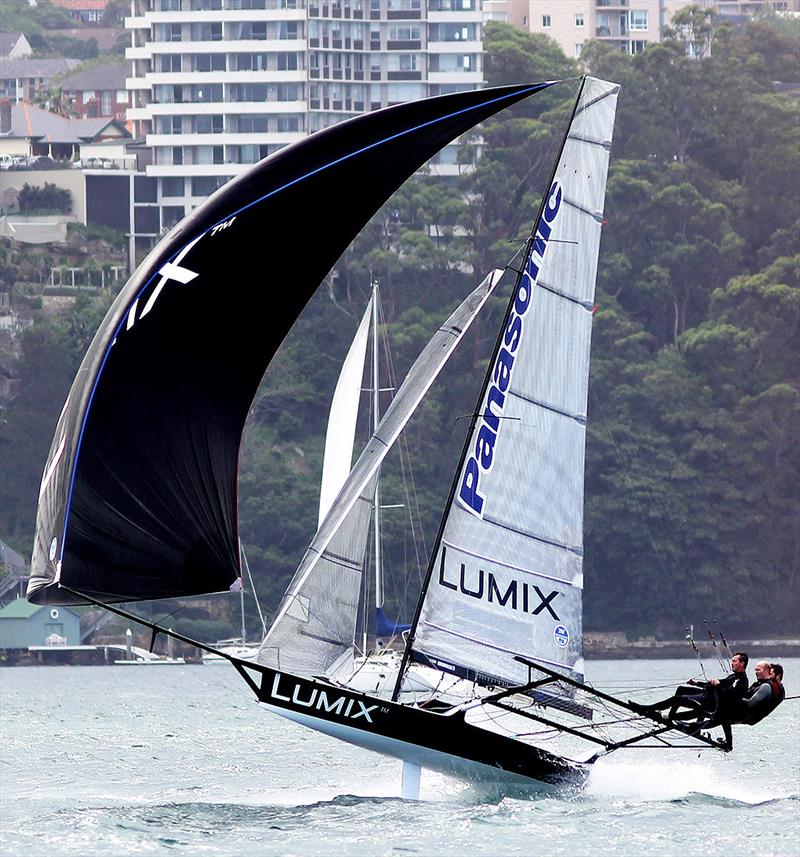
[507, 388, 586, 425]
[537, 279, 594, 310]
[417, 621, 575, 672]
[479, 512, 583, 556]
[440, 538, 579, 588]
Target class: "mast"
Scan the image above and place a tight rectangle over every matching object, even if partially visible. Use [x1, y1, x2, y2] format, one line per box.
[372, 279, 384, 615]
[391, 77, 590, 702]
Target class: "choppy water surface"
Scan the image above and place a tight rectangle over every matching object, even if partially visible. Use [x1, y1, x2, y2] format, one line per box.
[2, 659, 798, 856]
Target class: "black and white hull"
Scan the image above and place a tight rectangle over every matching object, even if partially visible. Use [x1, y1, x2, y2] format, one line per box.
[256, 665, 588, 788]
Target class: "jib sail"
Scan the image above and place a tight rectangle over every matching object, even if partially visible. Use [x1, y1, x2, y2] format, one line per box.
[258, 272, 502, 677]
[26, 84, 552, 606]
[407, 77, 620, 687]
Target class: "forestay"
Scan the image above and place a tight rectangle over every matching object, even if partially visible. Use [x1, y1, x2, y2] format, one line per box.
[409, 77, 619, 688]
[259, 271, 502, 677]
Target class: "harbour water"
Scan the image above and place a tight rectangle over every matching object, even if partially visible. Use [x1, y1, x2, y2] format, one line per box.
[2, 658, 798, 856]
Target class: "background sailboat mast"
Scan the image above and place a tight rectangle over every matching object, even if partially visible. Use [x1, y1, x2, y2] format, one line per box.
[372, 279, 384, 615]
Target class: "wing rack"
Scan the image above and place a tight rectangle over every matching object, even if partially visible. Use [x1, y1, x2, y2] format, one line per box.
[489, 656, 733, 755]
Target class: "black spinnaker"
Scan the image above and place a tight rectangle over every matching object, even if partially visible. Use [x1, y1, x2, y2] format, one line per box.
[28, 83, 554, 606]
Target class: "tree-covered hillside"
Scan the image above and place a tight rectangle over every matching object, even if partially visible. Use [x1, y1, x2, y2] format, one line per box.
[1, 15, 797, 640]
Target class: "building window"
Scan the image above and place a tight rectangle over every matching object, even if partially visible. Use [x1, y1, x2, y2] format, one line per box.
[575, 13, 584, 27]
[191, 176, 224, 196]
[235, 114, 268, 132]
[629, 40, 647, 54]
[195, 115, 223, 133]
[157, 54, 181, 73]
[629, 10, 648, 31]
[277, 116, 299, 132]
[542, 15, 551, 28]
[575, 43, 583, 57]
[161, 176, 184, 196]
[116, 90, 128, 104]
[195, 54, 226, 72]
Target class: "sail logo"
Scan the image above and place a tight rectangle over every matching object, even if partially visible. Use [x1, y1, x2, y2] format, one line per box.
[458, 181, 562, 518]
[269, 673, 378, 723]
[438, 550, 561, 621]
[554, 625, 569, 648]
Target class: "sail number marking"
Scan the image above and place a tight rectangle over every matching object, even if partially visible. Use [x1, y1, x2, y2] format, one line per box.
[458, 181, 563, 518]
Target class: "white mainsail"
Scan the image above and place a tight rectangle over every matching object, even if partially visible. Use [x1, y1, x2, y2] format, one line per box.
[258, 270, 503, 676]
[409, 77, 619, 687]
[318, 297, 373, 528]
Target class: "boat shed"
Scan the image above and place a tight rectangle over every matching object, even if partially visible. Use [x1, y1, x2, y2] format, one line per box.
[0, 598, 80, 649]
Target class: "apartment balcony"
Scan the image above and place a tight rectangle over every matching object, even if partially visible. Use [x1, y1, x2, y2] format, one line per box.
[144, 70, 306, 85]
[146, 163, 243, 177]
[386, 9, 422, 19]
[146, 131, 303, 147]
[428, 70, 482, 84]
[386, 70, 422, 80]
[385, 40, 422, 50]
[427, 40, 481, 53]
[595, 0, 628, 7]
[133, 100, 306, 116]
[125, 9, 306, 24]
[126, 77, 151, 90]
[308, 3, 366, 18]
[126, 45, 153, 59]
[427, 10, 482, 22]
[134, 38, 307, 54]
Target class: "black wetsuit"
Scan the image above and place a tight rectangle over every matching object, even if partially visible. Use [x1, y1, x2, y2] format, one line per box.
[696, 677, 785, 750]
[646, 670, 748, 721]
[721, 678, 785, 724]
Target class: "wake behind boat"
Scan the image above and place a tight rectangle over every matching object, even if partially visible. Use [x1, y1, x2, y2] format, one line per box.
[26, 76, 729, 794]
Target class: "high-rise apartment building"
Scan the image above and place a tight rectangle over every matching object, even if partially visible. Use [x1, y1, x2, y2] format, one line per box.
[514, 1, 798, 60]
[520, 1, 708, 59]
[125, 0, 484, 242]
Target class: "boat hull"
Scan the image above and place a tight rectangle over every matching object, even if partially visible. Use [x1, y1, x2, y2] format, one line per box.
[253, 665, 588, 788]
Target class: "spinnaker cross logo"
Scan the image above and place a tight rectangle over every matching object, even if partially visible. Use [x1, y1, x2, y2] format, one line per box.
[458, 181, 563, 518]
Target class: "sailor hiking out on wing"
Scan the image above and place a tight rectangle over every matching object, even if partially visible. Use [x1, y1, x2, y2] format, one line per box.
[691, 661, 786, 750]
[631, 651, 749, 722]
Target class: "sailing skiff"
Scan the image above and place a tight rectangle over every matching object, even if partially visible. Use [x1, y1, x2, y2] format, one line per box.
[27, 77, 729, 793]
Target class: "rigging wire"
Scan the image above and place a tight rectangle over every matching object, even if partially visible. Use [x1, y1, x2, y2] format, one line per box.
[686, 624, 709, 681]
[703, 618, 729, 673]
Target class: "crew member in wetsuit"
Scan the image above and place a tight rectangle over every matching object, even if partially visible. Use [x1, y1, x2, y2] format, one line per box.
[695, 660, 786, 750]
[631, 651, 749, 722]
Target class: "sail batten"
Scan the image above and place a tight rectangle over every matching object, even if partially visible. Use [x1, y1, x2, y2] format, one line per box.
[406, 76, 619, 689]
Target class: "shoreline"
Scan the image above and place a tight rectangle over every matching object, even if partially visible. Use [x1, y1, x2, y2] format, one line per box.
[1, 638, 798, 666]
[584, 638, 800, 660]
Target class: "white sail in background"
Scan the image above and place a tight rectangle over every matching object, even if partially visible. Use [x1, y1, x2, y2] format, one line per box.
[318, 298, 373, 528]
[259, 270, 503, 676]
[410, 77, 619, 687]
